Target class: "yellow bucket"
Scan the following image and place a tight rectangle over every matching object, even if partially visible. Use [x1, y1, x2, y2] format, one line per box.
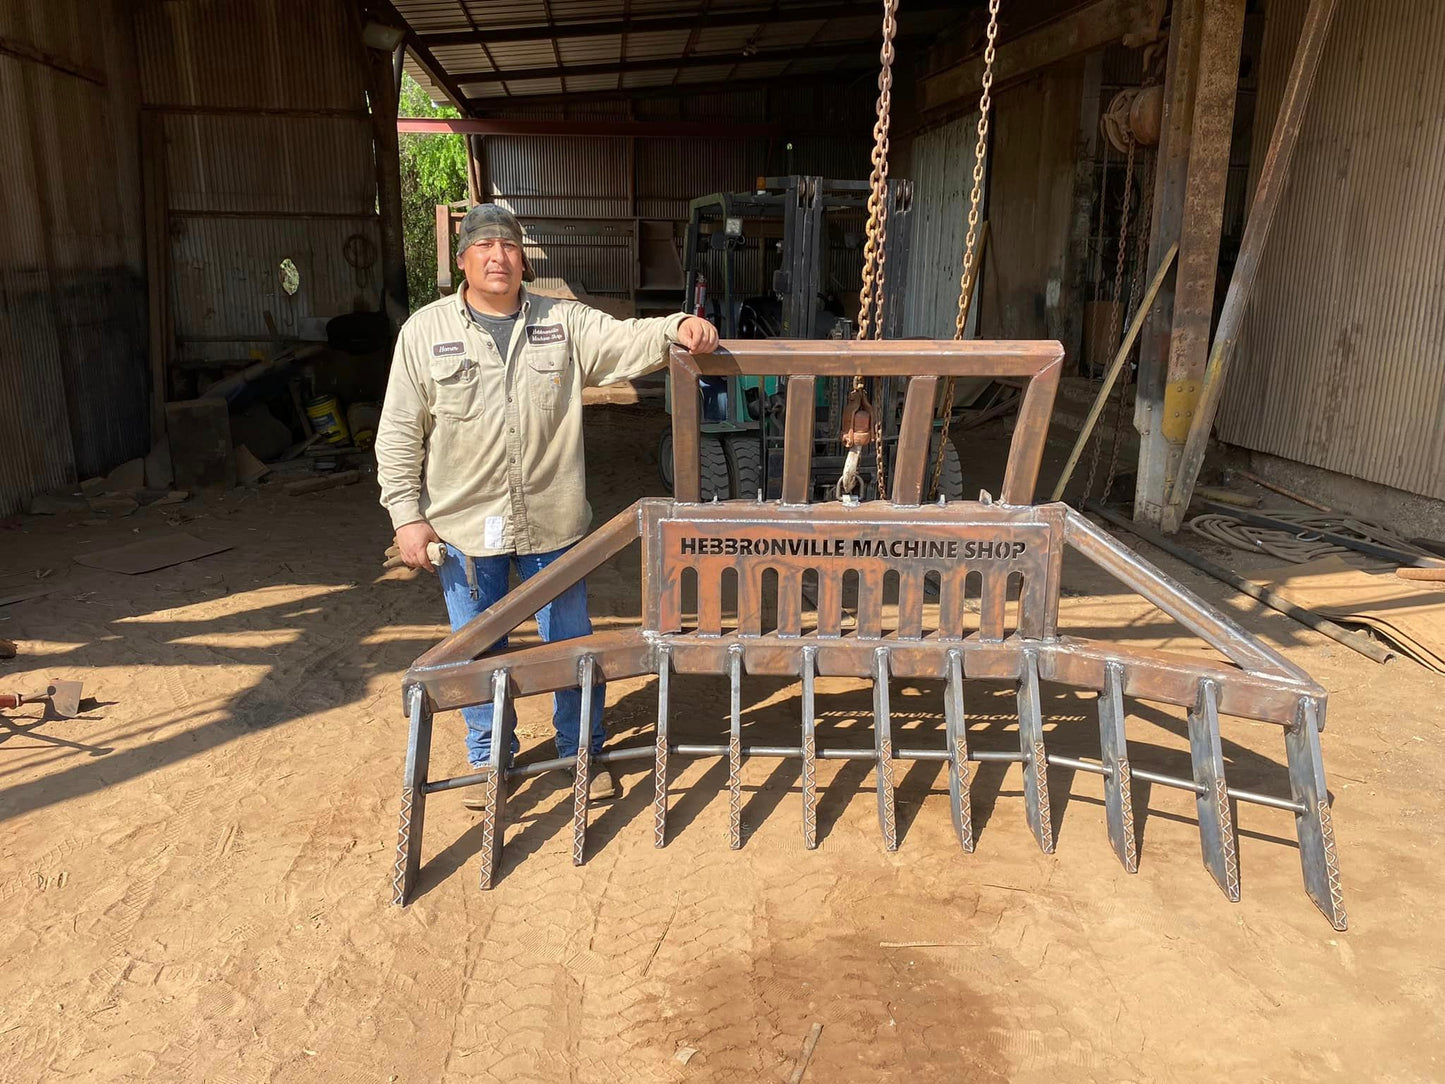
[305, 395, 350, 445]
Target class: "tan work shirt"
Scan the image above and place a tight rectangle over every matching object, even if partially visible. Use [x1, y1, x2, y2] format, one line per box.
[376, 287, 686, 557]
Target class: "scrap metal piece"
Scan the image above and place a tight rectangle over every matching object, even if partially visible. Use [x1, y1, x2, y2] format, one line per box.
[1285, 697, 1347, 930]
[873, 647, 898, 851]
[944, 649, 974, 852]
[1187, 679, 1240, 901]
[801, 645, 819, 850]
[1018, 649, 1054, 854]
[728, 644, 744, 849]
[653, 645, 672, 848]
[478, 668, 511, 890]
[572, 655, 596, 866]
[1098, 661, 1138, 873]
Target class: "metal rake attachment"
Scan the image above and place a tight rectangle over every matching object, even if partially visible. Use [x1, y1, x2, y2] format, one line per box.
[391, 340, 1346, 930]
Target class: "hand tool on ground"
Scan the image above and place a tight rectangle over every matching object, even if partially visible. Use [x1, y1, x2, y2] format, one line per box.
[0, 680, 84, 718]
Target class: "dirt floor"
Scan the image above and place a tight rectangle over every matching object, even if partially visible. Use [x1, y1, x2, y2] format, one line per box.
[2, 403, 1442, 1083]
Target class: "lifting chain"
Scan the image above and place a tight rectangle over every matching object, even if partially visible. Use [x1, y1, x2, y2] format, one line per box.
[839, 0, 899, 501]
[1082, 134, 1137, 503]
[1101, 152, 1154, 503]
[929, 0, 1000, 501]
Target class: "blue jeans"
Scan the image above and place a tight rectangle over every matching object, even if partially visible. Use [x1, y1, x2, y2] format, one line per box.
[438, 544, 606, 767]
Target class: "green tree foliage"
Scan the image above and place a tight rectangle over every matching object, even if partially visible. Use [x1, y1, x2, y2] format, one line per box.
[398, 75, 468, 311]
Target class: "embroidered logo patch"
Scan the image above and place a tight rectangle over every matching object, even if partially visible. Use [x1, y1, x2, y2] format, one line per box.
[432, 340, 466, 357]
[525, 323, 567, 346]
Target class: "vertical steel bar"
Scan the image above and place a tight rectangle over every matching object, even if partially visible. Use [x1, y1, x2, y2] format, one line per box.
[856, 567, 885, 639]
[391, 683, 433, 905]
[979, 571, 1007, 641]
[478, 668, 511, 889]
[873, 648, 898, 851]
[801, 646, 819, 850]
[815, 570, 843, 637]
[782, 376, 817, 505]
[939, 568, 969, 639]
[572, 656, 596, 866]
[776, 567, 804, 637]
[944, 649, 974, 852]
[896, 569, 925, 640]
[891, 376, 940, 505]
[728, 645, 744, 849]
[737, 567, 763, 636]
[1097, 661, 1138, 873]
[1018, 649, 1055, 853]
[653, 645, 671, 848]
[1187, 679, 1240, 901]
[1285, 697, 1347, 930]
[1000, 355, 1061, 505]
[697, 566, 723, 634]
[670, 351, 702, 503]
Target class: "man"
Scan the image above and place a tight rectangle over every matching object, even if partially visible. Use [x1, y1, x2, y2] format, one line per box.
[376, 204, 718, 802]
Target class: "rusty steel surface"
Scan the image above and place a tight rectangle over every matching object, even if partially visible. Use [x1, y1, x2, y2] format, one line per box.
[394, 339, 1346, 930]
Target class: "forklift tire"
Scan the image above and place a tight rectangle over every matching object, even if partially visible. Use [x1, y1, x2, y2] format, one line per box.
[657, 430, 732, 500]
[932, 436, 966, 502]
[723, 433, 763, 501]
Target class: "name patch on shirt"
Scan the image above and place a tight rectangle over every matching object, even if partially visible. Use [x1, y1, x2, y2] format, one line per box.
[525, 323, 567, 346]
[432, 340, 466, 357]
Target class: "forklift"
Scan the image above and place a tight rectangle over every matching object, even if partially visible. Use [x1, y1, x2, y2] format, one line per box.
[660, 175, 964, 502]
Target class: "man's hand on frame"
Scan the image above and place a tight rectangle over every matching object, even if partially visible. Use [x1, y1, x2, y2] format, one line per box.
[675, 315, 719, 355]
[395, 520, 442, 572]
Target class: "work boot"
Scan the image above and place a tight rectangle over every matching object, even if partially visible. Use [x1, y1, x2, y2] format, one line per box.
[585, 768, 618, 802]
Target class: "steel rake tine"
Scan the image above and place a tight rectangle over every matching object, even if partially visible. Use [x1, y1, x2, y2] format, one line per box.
[944, 649, 974, 852]
[653, 646, 671, 849]
[572, 656, 596, 867]
[873, 647, 898, 851]
[392, 683, 433, 906]
[728, 644, 743, 850]
[1017, 649, 1054, 854]
[1286, 697, 1347, 930]
[1187, 679, 1239, 902]
[479, 668, 511, 889]
[1098, 661, 1138, 873]
[801, 646, 819, 850]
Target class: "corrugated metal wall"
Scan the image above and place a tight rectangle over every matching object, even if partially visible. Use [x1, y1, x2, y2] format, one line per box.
[1216, 0, 1445, 500]
[0, 0, 148, 513]
[902, 112, 980, 339]
[902, 59, 1086, 348]
[134, 0, 381, 364]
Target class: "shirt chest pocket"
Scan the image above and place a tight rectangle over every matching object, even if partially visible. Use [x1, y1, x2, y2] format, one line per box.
[429, 355, 483, 420]
[525, 347, 571, 412]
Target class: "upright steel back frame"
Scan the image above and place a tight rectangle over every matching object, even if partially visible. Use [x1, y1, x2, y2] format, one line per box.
[392, 340, 1346, 930]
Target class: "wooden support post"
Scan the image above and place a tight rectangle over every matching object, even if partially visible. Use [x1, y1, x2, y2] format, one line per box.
[364, 39, 409, 325]
[1133, 0, 1203, 524]
[1135, 0, 1244, 528]
[1162, 0, 1339, 531]
[140, 112, 171, 445]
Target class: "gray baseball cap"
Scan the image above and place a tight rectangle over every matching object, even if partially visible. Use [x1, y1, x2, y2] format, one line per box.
[456, 203, 536, 282]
